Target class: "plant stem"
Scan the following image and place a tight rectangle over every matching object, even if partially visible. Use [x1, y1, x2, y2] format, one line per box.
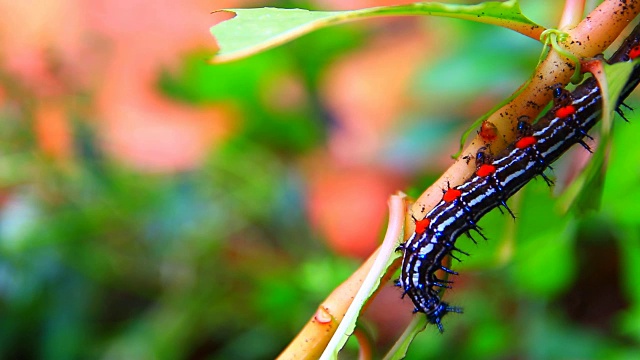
[559, 0, 586, 29]
[410, 0, 639, 224]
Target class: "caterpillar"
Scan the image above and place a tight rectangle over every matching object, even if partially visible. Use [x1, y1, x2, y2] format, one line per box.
[396, 27, 640, 333]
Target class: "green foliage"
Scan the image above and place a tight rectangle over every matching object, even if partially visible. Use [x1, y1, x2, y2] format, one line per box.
[159, 51, 324, 154]
[211, 0, 543, 63]
[561, 59, 639, 214]
[1, 0, 640, 359]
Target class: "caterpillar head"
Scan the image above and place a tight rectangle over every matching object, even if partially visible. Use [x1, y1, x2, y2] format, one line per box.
[425, 301, 463, 333]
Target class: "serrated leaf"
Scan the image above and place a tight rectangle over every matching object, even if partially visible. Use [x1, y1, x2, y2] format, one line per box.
[210, 0, 544, 63]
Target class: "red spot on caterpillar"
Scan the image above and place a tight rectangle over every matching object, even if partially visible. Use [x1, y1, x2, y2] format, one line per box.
[398, 35, 640, 331]
[555, 105, 576, 118]
[415, 218, 430, 234]
[515, 136, 536, 149]
[479, 121, 497, 142]
[630, 45, 640, 60]
[476, 164, 496, 177]
[443, 188, 462, 203]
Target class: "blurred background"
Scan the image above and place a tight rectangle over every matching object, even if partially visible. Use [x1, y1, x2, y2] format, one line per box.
[1, 0, 640, 358]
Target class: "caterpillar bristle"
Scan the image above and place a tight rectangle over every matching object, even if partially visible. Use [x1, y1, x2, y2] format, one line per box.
[620, 101, 633, 111]
[465, 231, 478, 244]
[426, 301, 461, 333]
[616, 108, 630, 122]
[577, 139, 592, 153]
[433, 277, 453, 284]
[472, 226, 487, 240]
[440, 265, 458, 275]
[398, 26, 640, 336]
[432, 282, 452, 289]
[449, 253, 463, 263]
[539, 172, 554, 187]
[451, 246, 470, 257]
[577, 127, 595, 140]
[500, 200, 516, 220]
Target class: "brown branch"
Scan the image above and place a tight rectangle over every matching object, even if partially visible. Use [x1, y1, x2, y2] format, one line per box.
[559, 0, 586, 29]
[409, 0, 640, 224]
[279, 1, 640, 357]
[277, 194, 406, 360]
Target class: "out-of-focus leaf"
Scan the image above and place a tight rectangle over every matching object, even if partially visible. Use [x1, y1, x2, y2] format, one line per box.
[511, 225, 575, 297]
[602, 100, 640, 227]
[210, 1, 544, 63]
[509, 181, 576, 298]
[559, 59, 638, 215]
[159, 51, 324, 154]
[618, 226, 640, 303]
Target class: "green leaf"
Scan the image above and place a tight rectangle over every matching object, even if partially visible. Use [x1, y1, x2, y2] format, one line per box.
[559, 59, 639, 215]
[384, 316, 429, 360]
[210, 0, 544, 63]
[598, 60, 637, 137]
[511, 227, 576, 297]
[319, 195, 406, 359]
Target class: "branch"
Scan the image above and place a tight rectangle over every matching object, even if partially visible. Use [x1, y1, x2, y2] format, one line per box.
[410, 0, 640, 222]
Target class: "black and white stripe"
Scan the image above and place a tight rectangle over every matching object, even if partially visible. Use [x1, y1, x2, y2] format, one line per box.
[398, 26, 640, 333]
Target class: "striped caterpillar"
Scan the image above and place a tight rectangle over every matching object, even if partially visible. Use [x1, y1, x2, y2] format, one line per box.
[397, 27, 640, 333]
